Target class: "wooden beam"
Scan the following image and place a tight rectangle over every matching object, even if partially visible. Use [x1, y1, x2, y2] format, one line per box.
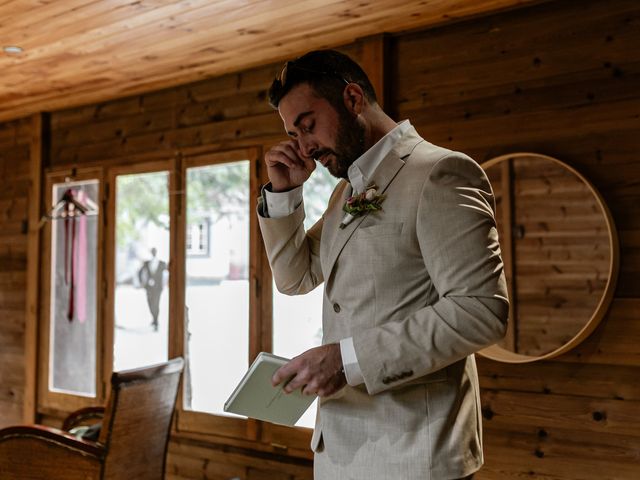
[24, 112, 46, 423]
[358, 34, 390, 110]
[501, 158, 517, 352]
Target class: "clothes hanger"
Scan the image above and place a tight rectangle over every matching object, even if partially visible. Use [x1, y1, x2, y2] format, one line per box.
[39, 185, 98, 229]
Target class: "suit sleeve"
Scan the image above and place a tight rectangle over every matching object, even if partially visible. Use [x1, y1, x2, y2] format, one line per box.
[353, 153, 509, 395]
[257, 196, 324, 295]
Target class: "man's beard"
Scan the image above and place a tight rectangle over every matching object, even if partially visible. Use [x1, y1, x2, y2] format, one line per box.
[316, 110, 366, 180]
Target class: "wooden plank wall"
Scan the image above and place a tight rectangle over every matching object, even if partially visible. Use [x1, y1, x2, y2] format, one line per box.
[487, 156, 612, 357]
[0, 117, 32, 426]
[0, 0, 638, 477]
[393, 0, 640, 477]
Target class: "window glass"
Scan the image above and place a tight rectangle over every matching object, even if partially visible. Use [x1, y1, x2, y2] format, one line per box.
[272, 167, 339, 427]
[183, 161, 250, 415]
[49, 180, 99, 396]
[113, 171, 170, 371]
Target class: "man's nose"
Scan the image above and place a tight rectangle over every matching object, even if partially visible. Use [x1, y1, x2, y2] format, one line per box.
[298, 137, 317, 159]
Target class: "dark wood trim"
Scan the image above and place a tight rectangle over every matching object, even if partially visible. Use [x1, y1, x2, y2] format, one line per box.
[358, 34, 391, 111]
[61, 407, 106, 431]
[169, 152, 183, 365]
[0, 425, 105, 459]
[501, 158, 517, 352]
[111, 357, 184, 386]
[170, 431, 314, 463]
[24, 113, 46, 423]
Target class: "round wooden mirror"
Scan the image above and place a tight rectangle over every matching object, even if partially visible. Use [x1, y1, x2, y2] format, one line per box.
[478, 153, 619, 363]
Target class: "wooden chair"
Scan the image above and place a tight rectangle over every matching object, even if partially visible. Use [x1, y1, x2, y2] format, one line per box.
[0, 357, 184, 479]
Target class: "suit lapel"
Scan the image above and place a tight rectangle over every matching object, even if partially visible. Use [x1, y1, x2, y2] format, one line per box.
[325, 151, 416, 278]
[321, 180, 352, 249]
[323, 128, 424, 280]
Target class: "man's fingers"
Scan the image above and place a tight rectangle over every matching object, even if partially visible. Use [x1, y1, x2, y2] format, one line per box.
[272, 363, 295, 387]
[303, 382, 321, 396]
[265, 150, 295, 169]
[267, 142, 303, 168]
[284, 374, 309, 393]
[319, 369, 347, 397]
[274, 366, 315, 394]
[272, 344, 345, 397]
[291, 369, 333, 395]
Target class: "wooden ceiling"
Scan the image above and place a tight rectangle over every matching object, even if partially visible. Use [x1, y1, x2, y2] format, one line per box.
[0, 0, 545, 123]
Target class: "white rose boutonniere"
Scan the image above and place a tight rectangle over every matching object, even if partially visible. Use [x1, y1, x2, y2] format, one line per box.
[339, 184, 385, 229]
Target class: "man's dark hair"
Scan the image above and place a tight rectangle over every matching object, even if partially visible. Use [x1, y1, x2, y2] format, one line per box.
[268, 50, 378, 110]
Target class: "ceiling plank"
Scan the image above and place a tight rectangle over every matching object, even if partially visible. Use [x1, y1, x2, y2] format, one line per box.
[0, 0, 549, 122]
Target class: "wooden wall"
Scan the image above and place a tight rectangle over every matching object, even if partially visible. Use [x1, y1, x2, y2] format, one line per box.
[0, 0, 638, 477]
[392, 0, 640, 477]
[0, 117, 32, 425]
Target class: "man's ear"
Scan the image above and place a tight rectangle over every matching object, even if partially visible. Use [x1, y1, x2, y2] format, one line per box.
[343, 83, 365, 116]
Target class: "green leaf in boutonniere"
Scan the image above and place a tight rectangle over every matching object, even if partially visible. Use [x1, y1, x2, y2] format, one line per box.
[339, 185, 385, 229]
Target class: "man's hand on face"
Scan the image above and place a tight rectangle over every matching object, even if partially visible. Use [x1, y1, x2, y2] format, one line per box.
[271, 343, 347, 397]
[264, 140, 316, 192]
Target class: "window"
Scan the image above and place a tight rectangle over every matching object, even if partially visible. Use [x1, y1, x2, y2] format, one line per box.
[49, 179, 99, 396]
[173, 148, 261, 441]
[39, 170, 103, 412]
[183, 160, 250, 415]
[38, 146, 333, 450]
[113, 170, 170, 371]
[186, 220, 210, 257]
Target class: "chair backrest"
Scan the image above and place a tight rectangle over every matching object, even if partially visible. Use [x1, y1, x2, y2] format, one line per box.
[99, 357, 184, 480]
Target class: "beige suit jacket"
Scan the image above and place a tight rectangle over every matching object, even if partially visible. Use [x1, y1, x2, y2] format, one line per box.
[258, 127, 509, 479]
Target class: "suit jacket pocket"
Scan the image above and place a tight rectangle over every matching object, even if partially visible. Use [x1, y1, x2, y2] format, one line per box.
[352, 222, 405, 269]
[356, 222, 404, 238]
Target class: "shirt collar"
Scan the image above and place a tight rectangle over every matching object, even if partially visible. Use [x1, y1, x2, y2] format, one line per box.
[347, 120, 411, 194]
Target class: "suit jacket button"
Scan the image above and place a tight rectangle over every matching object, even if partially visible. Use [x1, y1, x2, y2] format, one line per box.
[333, 303, 341, 313]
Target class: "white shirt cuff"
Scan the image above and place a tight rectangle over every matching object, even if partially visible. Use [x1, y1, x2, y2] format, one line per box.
[263, 185, 303, 218]
[339, 337, 364, 386]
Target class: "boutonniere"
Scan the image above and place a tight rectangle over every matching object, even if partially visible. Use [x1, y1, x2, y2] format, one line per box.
[339, 184, 385, 229]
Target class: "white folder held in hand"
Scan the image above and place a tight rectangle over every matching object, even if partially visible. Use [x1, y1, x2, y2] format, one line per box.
[223, 352, 317, 426]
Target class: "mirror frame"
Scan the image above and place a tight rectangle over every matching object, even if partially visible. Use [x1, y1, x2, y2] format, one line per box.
[477, 153, 620, 363]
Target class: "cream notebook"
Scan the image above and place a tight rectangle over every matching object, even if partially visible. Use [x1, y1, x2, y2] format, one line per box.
[223, 352, 316, 426]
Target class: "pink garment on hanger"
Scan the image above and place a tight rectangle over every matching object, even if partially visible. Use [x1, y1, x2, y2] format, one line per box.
[67, 206, 76, 321]
[75, 190, 88, 323]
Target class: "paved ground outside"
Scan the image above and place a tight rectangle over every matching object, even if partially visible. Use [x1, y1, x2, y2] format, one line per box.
[114, 281, 323, 428]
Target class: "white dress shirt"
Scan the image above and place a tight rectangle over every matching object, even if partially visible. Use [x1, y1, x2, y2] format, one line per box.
[264, 120, 412, 386]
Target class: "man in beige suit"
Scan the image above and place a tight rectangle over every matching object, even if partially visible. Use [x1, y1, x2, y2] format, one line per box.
[258, 50, 509, 479]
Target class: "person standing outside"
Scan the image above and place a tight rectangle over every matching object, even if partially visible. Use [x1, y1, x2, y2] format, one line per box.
[137, 247, 167, 331]
[258, 50, 509, 479]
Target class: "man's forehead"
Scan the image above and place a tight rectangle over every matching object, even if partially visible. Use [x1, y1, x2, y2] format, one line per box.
[278, 83, 322, 127]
